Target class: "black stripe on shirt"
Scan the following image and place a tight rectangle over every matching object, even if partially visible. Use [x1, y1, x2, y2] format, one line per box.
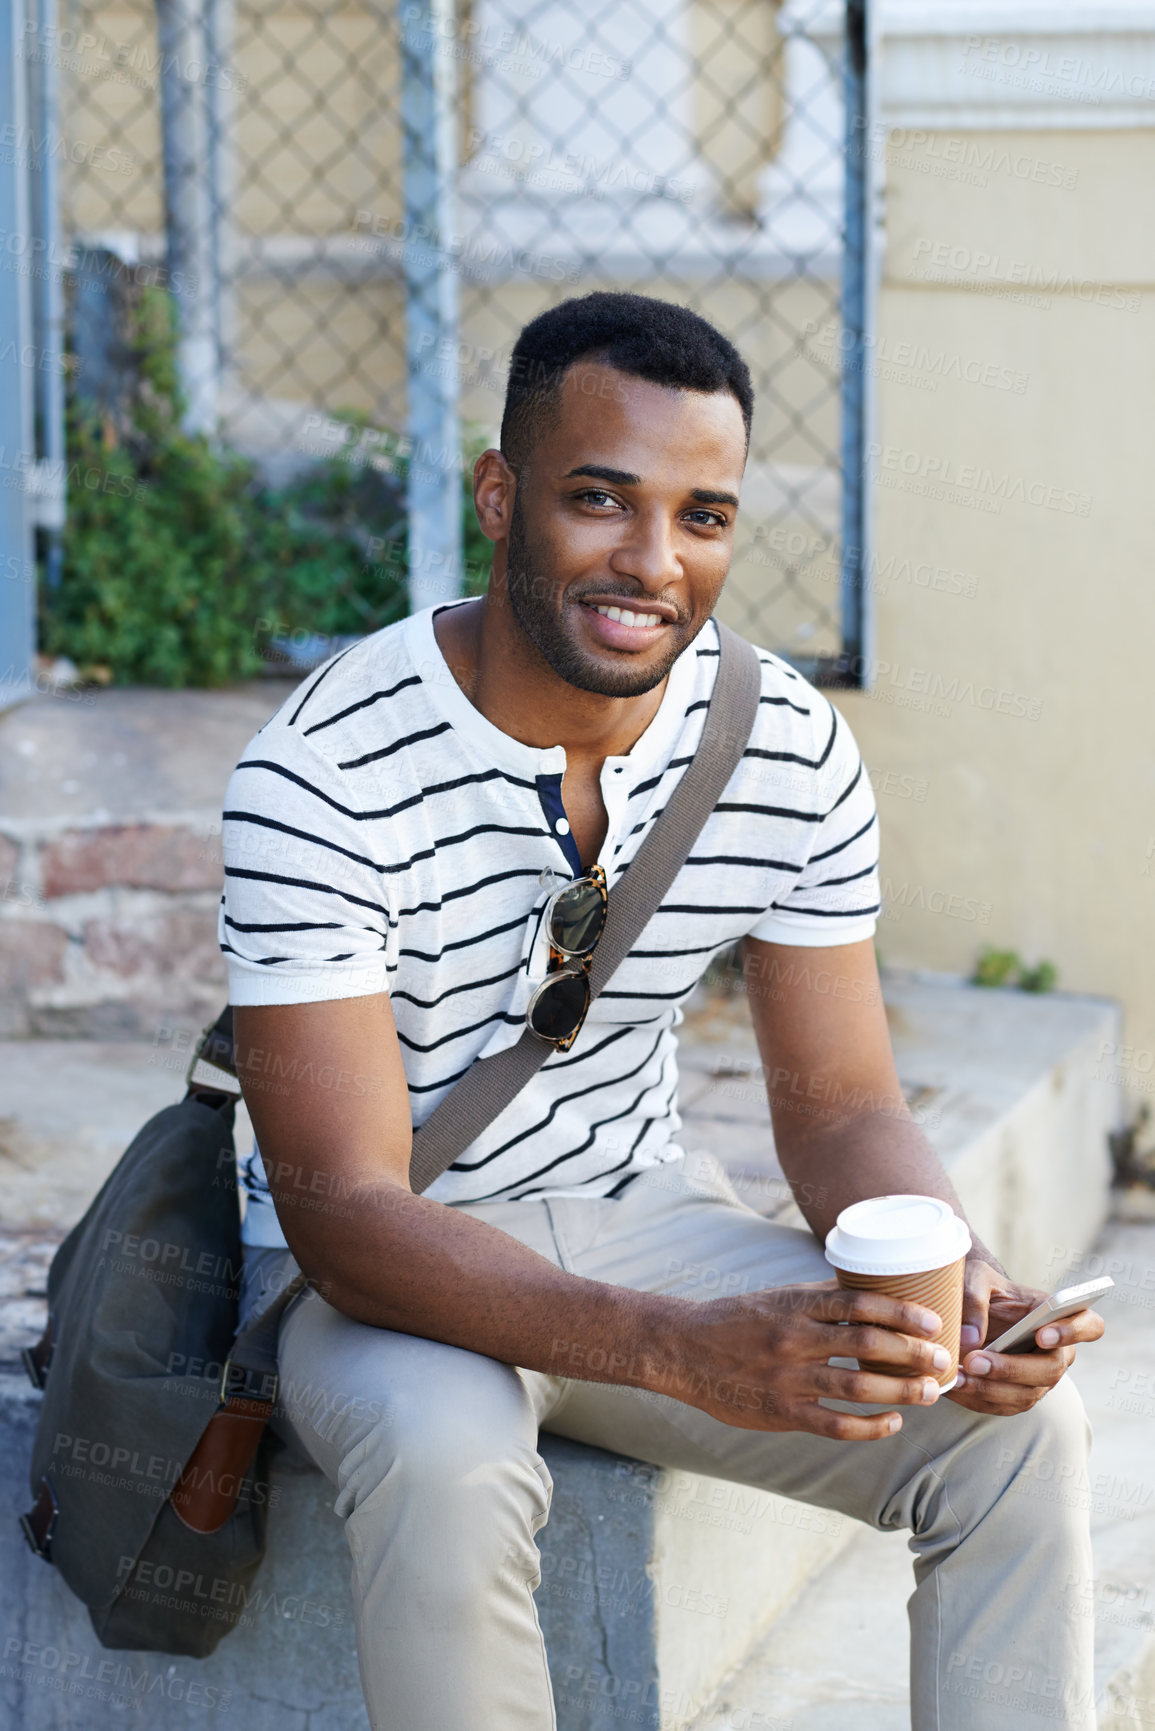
[303, 674, 423, 736]
[287, 641, 362, 728]
[339, 721, 452, 771]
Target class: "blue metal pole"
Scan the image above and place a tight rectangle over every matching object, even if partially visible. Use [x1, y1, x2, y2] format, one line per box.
[401, 0, 463, 612]
[0, 0, 37, 706]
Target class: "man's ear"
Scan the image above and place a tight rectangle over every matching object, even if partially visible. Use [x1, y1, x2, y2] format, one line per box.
[473, 449, 517, 544]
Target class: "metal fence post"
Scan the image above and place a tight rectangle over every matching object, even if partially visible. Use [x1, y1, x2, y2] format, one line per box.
[838, 0, 872, 686]
[401, 0, 463, 612]
[28, 0, 66, 589]
[205, 0, 237, 414]
[0, 0, 37, 705]
[156, 0, 218, 434]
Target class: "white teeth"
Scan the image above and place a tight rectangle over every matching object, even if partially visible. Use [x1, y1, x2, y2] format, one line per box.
[593, 604, 662, 627]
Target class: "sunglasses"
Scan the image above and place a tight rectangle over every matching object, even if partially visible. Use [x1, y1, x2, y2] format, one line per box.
[526, 865, 608, 1050]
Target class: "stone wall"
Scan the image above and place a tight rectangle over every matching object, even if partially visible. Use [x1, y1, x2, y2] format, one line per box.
[0, 820, 225, 1038]
[0, 682, 293, 1038]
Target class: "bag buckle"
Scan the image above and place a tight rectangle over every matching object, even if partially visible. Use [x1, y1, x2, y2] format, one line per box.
[21, 1313, 56, 1390]
[219, 1358, 278, 1408]
[186, 1010, 242, 1100]
[19, 1477, 58, 1561]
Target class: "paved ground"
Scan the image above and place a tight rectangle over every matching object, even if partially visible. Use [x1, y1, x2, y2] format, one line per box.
[1, 987, 1144, 1728]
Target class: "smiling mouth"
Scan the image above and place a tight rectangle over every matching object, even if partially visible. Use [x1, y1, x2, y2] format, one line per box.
[578, 598, 678, 633]
[586, 602, 669, 629]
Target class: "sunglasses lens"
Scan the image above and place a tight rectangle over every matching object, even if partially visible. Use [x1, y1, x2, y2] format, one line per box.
[528, 970, 590, 1044]
[549, 879, 606, 954]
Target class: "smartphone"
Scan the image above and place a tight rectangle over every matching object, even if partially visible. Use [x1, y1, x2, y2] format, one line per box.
[985, 1276, 1114, 1355]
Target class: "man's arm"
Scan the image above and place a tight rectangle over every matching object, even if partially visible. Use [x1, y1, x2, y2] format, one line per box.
[234, 995, 952, 1439]
[741, 935, 1105, 1411]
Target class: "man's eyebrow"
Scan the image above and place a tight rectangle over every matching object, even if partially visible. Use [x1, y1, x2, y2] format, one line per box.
[563, 466, 739, 511]
[563, 464, 641, 486]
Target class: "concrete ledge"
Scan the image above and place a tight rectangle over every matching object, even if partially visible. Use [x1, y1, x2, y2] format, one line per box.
[0, 1391, 845, 1731]
[0, 975, 1124, 1727]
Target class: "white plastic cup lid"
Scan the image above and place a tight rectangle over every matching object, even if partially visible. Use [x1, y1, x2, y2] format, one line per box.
[824, 1194, 971, 1276]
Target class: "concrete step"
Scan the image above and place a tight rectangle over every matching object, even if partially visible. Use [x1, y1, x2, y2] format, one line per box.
[0, 975, 1128, 1728]
[685, 1218, 1155, 1731]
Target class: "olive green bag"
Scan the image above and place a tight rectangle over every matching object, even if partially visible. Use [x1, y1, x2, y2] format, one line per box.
[18, 1017, 284, 1657]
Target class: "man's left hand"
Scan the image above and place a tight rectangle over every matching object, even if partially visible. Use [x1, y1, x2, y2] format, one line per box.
[949, 1257, 1106, 1415]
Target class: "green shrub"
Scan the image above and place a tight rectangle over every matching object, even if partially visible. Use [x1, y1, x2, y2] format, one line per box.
[41, 285, 490, 687]
[972, 947, 1057, 992]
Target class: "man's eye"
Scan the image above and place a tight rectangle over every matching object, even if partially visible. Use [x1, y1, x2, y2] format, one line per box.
[686, 509, 727, 528]
[579, 489, 615, 507]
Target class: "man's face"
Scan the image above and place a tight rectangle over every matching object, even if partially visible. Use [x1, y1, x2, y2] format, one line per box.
[500, 361, 747, 697]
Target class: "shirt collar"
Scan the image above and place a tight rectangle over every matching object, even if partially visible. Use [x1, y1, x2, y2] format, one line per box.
[404, 602, 710, 782]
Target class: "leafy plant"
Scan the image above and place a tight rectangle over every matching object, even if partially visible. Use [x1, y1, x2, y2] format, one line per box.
[42, 281, 491, 686]
[972, 947, 1057, 992]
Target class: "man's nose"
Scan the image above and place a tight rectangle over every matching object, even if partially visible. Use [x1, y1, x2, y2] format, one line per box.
[607, 509, 682, 592]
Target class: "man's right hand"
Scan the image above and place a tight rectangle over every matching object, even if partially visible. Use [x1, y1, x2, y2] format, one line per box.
[668, 1281, 952, 1439]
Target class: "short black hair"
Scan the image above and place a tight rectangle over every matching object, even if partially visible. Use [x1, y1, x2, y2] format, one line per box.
[500, 291, 754, 466]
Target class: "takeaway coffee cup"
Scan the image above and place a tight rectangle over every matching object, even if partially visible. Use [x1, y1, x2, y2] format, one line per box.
[824, 1195, 972, 1388]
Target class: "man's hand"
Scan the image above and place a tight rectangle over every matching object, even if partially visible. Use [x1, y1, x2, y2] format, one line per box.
[676, 1280, 953, 1438]
[949, 1257, 1106, 1415]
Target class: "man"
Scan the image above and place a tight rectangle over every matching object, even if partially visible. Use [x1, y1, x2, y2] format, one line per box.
[221, 292, 1103, 1731]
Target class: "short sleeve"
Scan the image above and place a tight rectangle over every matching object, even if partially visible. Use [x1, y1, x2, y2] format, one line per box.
[219, 729, 395, 1006]
[747, 698, 880, 947]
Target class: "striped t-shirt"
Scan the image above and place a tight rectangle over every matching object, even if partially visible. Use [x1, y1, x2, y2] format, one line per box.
[221, 603, 880, 1246]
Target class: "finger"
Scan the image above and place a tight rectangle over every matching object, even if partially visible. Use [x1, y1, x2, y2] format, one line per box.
[1035, 1308, 1106, 1350]
[964, 1344, 1076, 1388]
[960, 1265, 992, 1357]
[832, 1323, 954, 1378]
[810, 1287, 942, 1337]
[806, 1404, 906, 1442]
[949, 1375, 1046, 1415]
[815, 1361, 945, 1409]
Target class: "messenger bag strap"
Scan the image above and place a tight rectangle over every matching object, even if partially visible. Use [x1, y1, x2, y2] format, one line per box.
[406, 620, 762, 1194]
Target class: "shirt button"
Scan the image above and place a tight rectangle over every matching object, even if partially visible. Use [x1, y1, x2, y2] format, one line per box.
[555, 817, 571, 835]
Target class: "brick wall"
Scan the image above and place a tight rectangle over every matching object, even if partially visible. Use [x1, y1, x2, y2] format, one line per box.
[0, 820, 227, 1038]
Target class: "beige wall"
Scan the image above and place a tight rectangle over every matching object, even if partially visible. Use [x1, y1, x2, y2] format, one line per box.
[837, 127, 1155, 1095]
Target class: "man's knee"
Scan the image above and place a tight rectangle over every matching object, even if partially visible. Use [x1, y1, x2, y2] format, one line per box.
[335, 1353, 548, 1523]
[988, 1376, 1092, 1507]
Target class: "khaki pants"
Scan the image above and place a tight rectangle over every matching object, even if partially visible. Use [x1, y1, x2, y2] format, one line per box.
[242, 1154, 1095, 1731]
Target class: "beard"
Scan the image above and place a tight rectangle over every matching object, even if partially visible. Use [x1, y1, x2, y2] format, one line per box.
[503, 492, 702, 698]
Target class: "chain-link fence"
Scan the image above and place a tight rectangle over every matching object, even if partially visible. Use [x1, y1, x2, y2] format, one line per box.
[41, 0, 869, 678]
